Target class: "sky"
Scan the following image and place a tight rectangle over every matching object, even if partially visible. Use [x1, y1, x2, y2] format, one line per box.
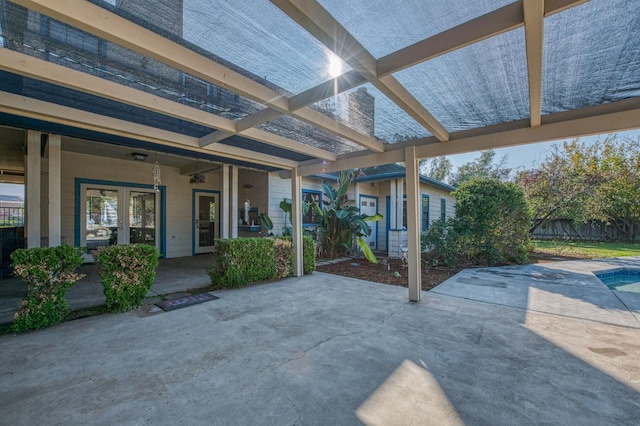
[1, 129, 639, 197]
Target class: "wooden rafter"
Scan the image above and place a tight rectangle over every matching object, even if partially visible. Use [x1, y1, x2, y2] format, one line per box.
[0, 91, 300, 170]
[523, 0, 544, 127]
[297, 99, 640, 175]
[0, 48, 337, 162]
[271, 0, 450, 142]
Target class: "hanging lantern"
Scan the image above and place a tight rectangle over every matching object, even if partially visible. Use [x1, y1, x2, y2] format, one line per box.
[153, 161, 161, 192]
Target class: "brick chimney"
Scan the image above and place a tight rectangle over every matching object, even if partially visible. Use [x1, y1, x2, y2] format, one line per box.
[348, 88, 375, 137]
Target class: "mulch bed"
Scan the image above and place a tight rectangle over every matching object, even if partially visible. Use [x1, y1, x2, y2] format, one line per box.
[316, 258, 457, 291]
[315, 251, 592, 291]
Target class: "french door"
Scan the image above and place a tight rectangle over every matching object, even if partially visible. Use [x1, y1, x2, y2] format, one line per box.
[194, 191, 219, 254]
[81, 184, 160, 254]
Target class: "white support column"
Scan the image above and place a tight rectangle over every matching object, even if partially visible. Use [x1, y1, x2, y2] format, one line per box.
[291, 167, 303, 277]
[405, 146, 422, 302]
[47, 134, 62, 247]
[231, 166, 238, 238]
[390, 179, 397, 228]
[26, 130, 41, 248]
[396, 178, 404, 228]
[221, 164, 230, 239]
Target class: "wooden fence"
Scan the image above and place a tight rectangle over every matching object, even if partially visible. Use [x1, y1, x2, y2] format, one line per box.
[531, 219, 640, 241]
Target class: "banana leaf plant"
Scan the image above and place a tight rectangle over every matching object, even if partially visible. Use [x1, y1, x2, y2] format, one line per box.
[314, 170, 383, 263]
[279, 198, 311, 236]
[258, 211, 274, 237]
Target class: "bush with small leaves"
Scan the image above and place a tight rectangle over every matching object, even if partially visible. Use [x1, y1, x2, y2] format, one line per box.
[207, 236, 316, 288]
[95, 244, 160, 312]
[421, 219, 466, 269]
[454, 178, 531, 265]
[274, 238, 293, 279]
[10, 245, 85, 332]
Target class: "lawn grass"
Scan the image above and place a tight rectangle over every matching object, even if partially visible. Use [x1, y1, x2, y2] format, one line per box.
[532, 240, 640, 258]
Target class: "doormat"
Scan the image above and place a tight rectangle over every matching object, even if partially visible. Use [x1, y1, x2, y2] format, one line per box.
[155, 293, 219, 312]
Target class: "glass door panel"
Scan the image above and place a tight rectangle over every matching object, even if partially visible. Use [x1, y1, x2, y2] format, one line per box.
[82, 184, 161, 259]
[129, 191, 156, 246]
[196, 194, 217, 253]
[85, 188, 119, 250]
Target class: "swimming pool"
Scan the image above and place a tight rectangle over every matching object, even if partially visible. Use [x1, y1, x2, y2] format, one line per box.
[594, 268, 640, 293]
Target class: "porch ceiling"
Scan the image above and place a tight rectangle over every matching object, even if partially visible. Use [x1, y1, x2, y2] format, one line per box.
[0, 0, 638, 174]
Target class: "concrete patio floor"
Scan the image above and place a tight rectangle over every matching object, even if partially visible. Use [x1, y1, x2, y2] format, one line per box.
[1, 258, 639, 425]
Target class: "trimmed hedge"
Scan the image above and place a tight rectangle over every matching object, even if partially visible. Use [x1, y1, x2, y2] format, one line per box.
[207, 236, 315, 288]
[10, 245, 85, 332]
[278, 235, 316, 275]
[95, 244, 160, 312]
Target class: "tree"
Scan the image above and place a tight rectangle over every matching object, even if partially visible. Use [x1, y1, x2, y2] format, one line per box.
[518, 135, 639, 241]
[516, 140, 606, 234]
[419, 156, 453, 182]
[450, 150, 511, 186]
[588, 136, 640, 241]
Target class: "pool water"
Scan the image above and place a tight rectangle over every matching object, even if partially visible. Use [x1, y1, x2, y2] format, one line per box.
[595, 269, 640, 293]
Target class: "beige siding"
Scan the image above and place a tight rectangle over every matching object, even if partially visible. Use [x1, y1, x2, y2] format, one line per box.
[377, 180, 456, 253]
[268, 172, 291, 236]
[34, 150, 457, 259]
[42, 151, 223, 258]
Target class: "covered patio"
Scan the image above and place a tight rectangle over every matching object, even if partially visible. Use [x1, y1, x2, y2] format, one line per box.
[0, 0, 639, 301]
[1, 258, 639, 424]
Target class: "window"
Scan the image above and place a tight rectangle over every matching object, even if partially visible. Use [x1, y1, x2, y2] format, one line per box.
[402, 199, 407, 229]
[302, 189, 322, 225]
[441, 198, 447, 222]
[421, 195, 430, 231]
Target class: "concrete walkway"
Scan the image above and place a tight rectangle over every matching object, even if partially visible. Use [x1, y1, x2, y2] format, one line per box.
[1, 258, 639, 425]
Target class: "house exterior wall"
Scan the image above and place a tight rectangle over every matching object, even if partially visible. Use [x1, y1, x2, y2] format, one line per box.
[377, 180, 456, 257]
[268, 172, 291, 235]
[39, 151, 224, 258]
[270, 175, 456, 259]
[32, 148, 456, 260]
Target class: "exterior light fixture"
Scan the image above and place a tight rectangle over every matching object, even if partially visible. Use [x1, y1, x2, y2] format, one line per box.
[132, 152, 148, 161]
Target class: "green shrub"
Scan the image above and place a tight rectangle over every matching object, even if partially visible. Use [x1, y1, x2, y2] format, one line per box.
[208, 238, 276, 288]
[95, 244, 160, 312]
[422, 179, 531, 269]
[278, 236, 316, 275]
[421, 219, 465, 269]
[10, 245, 85, 332]
[302, 235, 316, 275]
[454, 178, 531, 265]
[274, 238, 293, 279]
[207, 236, 316, 288]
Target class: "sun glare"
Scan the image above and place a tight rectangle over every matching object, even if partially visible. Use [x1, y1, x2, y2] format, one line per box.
[327, 52, 343, 78]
